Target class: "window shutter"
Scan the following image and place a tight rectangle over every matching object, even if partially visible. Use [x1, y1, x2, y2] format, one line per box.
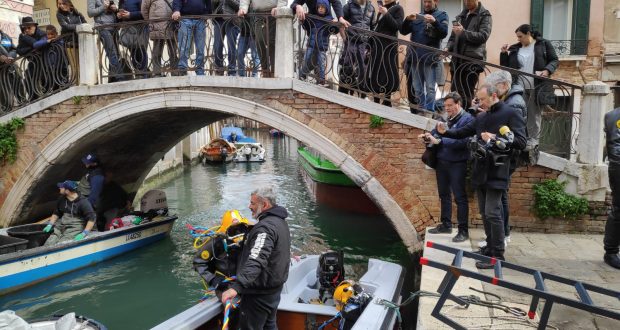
[571, 0, 590, 55]
[530, 0, 544, 35]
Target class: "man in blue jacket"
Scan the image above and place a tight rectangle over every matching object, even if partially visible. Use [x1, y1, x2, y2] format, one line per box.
[420, 92, 473, 242]
[438, 84, 526, 268]
[221, 187, 291, 329]
[401, 0, 448, 113]
[172, 0, 211, 75]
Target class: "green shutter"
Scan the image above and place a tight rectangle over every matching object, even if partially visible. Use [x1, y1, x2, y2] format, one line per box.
[530, 0, 544, 35]
[571, 0, 590, 55]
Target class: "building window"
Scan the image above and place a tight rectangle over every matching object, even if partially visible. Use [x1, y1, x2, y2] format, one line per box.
[531, 0, 590, 56]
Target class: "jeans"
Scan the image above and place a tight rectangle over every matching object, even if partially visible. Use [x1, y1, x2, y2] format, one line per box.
[151, 39, 178, 76]
[213, 18, 239, 76]
[300, 47, 326, 82]
[413, 61, 437, 111]
[252, 16, 276, 77]
[99, 28, 122, 81]
[524, 88, 542, 147]
[237, 35, 260, 77]
[177, 18, 206, 75]
[605, 163, 620, 255]
[476, 187, 505, 256]
[436, 159, 469, 232]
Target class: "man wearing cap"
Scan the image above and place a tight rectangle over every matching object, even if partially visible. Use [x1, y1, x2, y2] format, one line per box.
[78, 153, 105, 210]
[43, 180, 97, 245]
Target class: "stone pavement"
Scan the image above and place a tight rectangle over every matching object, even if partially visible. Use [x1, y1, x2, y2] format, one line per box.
[417, 228, 620, 329]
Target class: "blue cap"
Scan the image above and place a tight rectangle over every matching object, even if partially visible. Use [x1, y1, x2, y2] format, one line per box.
[57, 180, 78, 191]
[81, 153, 98, 165]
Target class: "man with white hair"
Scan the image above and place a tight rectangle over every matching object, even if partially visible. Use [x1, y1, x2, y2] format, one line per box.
[221, 187, 291, 328]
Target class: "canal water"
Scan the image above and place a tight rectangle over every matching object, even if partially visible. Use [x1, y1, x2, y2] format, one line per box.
[0, 131, 418, 329]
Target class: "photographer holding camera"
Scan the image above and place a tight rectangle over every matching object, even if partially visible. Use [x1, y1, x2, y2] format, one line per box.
[419, 92, 473, 243]
[437, 83, 526, 269]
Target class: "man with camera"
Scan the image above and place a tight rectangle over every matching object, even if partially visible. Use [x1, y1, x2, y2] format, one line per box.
[437, 83, 526, 269]
[401, 0, 449, 113]
[419, 92, 473, 243]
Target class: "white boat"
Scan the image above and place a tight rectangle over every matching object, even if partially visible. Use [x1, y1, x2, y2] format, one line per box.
[233, 143, 266, 162]
[0, 215, 177, 295]
[152, 256, 404, 330]
[0, 311, 107, 329]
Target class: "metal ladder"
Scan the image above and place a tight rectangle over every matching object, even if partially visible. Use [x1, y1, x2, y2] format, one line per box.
[420, 241, 620, 329]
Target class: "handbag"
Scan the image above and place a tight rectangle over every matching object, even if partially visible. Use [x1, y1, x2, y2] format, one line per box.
[421, 147, 438, 169]
[119, 24, 149, 48]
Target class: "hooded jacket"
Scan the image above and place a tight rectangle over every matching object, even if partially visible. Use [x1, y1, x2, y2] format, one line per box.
[503, 84, 527, 120]
[343, 0, 375, 32]
[605, 107, 620, 166]
[290, 0, 344, 19]
[231, 205, 291, 295]
[400, 6, 448, 63]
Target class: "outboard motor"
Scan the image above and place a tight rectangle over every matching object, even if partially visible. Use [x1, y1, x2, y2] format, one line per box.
[317, 250, 345, 302]
[140, 190, 168, 219]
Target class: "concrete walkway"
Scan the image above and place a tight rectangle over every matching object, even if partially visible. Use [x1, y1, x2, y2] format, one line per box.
[417, 229, 620, 329]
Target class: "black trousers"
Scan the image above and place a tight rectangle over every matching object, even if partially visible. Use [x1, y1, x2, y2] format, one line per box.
[237, 291, 281, 330]
[604, 163, 620, 254]
[476, 187, 505, 256]
[450, 60, 481, 110]
[436, 159, 469, 232]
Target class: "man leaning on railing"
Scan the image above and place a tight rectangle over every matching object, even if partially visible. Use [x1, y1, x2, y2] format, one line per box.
[88, 0, 124, 82]
[172, 0, 211, 76]
[238, 0, 287, 78]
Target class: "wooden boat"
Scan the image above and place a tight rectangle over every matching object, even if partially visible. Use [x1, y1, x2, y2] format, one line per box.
[151, 256, 404, 330]
[298, 146, 381, 214]
[0, 215, 177, 295]
[199, 138, 237, 163]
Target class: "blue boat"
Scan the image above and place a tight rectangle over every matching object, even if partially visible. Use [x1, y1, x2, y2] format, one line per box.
[220, 126, 266, 163]
[0, 216, 177, 295]
[220, 126, 258, 144]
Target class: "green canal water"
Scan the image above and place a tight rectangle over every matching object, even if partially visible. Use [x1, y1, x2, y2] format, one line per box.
[0, 131, 418, 329]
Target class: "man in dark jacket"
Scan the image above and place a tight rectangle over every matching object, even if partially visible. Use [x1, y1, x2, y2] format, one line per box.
[172, 0, 211, 75]
[445, 0, 492, 110]
[401, 0, 448, 113]
[604, 107, 620, 269]
[438, 83, 526, 268]
[78, 153, 106, 211]
[221, 187, 291, 328]
[421, 92, 473, 242]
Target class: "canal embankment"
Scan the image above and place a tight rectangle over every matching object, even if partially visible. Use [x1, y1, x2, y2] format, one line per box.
[417, 229, 620, 329]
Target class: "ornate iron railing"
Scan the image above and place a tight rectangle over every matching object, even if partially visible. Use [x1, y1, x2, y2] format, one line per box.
[92, 14, 270, 82]
[548, 39, 588, 56]
[0, 33, 78, 114]
[292, 15, 582, 158]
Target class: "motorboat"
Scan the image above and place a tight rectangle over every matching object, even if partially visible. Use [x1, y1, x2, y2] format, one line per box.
[152, 255, 404, 330]
[269, 128, 285, 137]
[0, 311, 107, 329]
[234, 143, 266, 163]
[0, 190, 176, 295]
[220, 126, 266, 162]
[199, 138, 237, 163]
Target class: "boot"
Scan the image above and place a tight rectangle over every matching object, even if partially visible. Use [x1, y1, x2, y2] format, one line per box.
[604, 253, 620, 269]
[476, 252, 505, 269]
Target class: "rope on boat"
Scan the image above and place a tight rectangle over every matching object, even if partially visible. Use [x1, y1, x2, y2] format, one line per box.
[317, 312, 342, 330]
[186, 224, 220, 248]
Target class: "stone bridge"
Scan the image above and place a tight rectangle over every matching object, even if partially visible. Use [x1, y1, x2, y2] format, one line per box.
[0, 13, 614, 252]
[0, 76, 612, 252]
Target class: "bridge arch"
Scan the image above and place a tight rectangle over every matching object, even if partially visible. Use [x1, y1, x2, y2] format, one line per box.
[1, 90, 421, 250]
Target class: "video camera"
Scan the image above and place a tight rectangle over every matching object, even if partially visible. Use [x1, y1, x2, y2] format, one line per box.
[468, 126, 514, 166]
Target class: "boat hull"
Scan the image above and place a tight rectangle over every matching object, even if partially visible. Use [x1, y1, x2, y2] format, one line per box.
[0, 216, 177, 295]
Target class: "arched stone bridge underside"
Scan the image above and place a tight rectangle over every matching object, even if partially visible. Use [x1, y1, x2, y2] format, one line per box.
[0, 78, 568, 252]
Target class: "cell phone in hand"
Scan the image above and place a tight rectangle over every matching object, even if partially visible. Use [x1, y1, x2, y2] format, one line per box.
[377, 0, 383, 6]
[452, 20, 460, 26]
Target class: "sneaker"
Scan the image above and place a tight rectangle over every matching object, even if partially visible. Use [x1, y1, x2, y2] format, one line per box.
[428, 223, 452, 234]
[504, 236, 511, 247]
[452, 231, 469, 243]
[474, 246, 491, 256]
[478, 240, 487, 248]
[476, 255, 505, 269]
[604, 253, 620, 269]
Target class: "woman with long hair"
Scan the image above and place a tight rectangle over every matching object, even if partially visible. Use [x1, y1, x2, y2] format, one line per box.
[56, 0, 86, 82]
[500, 24, 559, 150]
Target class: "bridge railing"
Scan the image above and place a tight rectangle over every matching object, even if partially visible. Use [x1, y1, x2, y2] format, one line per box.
[92, 14, 271, 82]
[0, 33, 78, 114]
[292, 15, 583, 159]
